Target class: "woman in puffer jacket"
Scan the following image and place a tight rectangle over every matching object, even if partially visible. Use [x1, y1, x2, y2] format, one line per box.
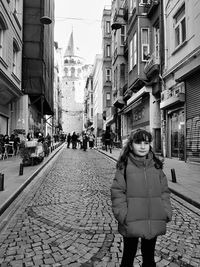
[111, 129, 172, 267]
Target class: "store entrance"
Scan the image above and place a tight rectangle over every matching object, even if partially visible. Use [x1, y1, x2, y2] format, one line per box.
[169, 109, 185, 160]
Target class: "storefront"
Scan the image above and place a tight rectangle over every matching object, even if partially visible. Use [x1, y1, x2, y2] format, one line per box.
[160, 82, 186, 160]
[0, 114, 8, 135]
[185, 71, 200, 162]
[167, 108, 185, 160]
[121, 87, 161, 152]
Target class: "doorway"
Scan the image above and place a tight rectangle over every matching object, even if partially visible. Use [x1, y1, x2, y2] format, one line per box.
[169, 109, 185, 160]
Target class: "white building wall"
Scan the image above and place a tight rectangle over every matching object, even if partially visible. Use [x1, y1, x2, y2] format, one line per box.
[164, 0, 200, 81]
[92, 55, 103, 136]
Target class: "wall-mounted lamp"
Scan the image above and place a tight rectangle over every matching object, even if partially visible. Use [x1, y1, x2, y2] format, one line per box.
[40, 16, 52, 25]
[111, 22, 123, 30]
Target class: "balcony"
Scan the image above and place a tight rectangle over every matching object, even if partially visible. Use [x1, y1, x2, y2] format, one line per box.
[113, 88, 125, 109]
[144, 0, 160, 17]
[144, 52, 160, 79]
[160, 82, 185, 109]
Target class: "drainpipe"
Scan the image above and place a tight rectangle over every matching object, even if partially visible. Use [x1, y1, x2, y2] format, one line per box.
[159, 0, 167, 157]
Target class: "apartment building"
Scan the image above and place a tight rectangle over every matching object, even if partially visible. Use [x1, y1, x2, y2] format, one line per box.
[110, 0, 161, 152]
[161, 0, 200, 162]
[101, 6, 113, 132]
[0, 0, 23, 135]
[22, 0, 54, 136]
[84, 75, 94, 131]
[92, 54, 103, 138]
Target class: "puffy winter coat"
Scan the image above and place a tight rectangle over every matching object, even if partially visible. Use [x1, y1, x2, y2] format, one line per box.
[111, 153, 172, 240]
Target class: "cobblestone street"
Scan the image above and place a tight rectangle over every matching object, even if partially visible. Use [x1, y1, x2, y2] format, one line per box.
[0, 147, 200, 267]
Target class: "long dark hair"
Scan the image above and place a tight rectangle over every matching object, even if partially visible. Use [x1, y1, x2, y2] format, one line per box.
[116, 129, 163, 170]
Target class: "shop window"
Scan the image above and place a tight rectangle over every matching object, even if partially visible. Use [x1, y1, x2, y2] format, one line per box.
[174, 5, 186, 48]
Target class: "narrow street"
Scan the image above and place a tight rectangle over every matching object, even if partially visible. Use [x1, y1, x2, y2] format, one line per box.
[0, 147, 199, 267]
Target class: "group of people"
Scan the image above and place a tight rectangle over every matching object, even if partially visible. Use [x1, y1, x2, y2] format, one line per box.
[66, 131, 95, 151]
[0, 133, 20, 159]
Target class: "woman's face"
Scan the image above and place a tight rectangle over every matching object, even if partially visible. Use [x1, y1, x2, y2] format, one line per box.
[131, 141, 150, 157]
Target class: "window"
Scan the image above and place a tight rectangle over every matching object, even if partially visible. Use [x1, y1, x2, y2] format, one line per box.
[121, 25, 126, 45]
[0, 14, 8, 59]
[140, 0, 150, 4]
[0, 25, 3, 57]
[114, 67, 117, 88]
[129, 32, 137, 71]
[91, 108, 93, 117]
[120, 64, 125, 78]
[106, 68, 111, 81]
[133, 32, 137, 66]
[174, 5, 186, 48]
[130, 0, 136, 13]
[105, 21, 110, 34]
[106, 92, 111, 107]
[106, 44, 111, 57]
[14, 0, 19, 14]
[141, 28, 149, 61]
[129, 39, 133, 70]
[13, 41, 19, 75]
[154, 23, 160, 59]
[91, 94, 93, 105]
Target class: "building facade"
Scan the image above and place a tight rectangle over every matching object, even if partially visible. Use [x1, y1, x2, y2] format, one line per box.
[101, 6, 113, 132]
[22, 0, 54, 137]
[161, 0, 200, 163]
[92, 54, 103, 138]
[0, 0, 23, 136]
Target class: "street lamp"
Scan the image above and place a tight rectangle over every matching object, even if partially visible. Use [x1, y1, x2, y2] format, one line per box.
[40, 16, 52, 25]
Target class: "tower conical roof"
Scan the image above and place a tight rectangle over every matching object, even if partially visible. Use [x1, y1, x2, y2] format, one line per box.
[64, 31, 75, 57]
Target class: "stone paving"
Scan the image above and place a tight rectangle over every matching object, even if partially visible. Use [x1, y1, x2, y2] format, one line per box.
[0, 147, 199, 267]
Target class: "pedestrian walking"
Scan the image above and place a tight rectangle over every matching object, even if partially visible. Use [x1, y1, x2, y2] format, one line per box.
[88, 132, 95, 149]
[111, 128, 172, 267]
[82, 132, 88, 151]
[104, 127, 112, 153]
[71, 132, 78, 149]
[67, 133, 71, 148]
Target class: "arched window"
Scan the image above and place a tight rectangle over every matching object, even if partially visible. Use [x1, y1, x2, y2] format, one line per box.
[71, 67, 75, 77]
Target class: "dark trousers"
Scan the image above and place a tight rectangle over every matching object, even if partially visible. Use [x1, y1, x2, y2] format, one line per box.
[120, 237, 157, 267]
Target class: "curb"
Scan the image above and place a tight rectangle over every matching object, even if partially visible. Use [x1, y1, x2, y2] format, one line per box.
[0, 143, 64, 216]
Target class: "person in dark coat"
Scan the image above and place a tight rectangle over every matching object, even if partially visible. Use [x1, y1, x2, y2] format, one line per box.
[111, 129, 172, 267]
[82, 132, 88, 151]
[71, 132, 78, 149]
[104, 128, 111, 153]
[67, 133, 71, 148]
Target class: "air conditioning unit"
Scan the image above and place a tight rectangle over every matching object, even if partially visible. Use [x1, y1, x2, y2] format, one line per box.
[173, 82, 185, 97]
[161, 90, 170, 101]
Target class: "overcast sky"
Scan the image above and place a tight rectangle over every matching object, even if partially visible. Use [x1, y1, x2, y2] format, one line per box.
[54, 0, 111, 64]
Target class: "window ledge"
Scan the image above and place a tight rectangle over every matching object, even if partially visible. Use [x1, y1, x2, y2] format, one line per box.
[0, 57, 8, 69]
[11, 72, 21, 84]
[172, 40, 187, 55]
